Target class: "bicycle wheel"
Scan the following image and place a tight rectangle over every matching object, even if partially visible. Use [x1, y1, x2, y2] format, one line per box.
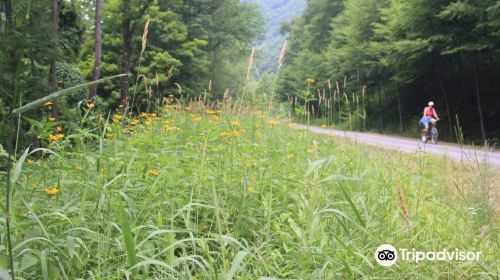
[431, 127, 438, 144]
[421, 132, 428, 143]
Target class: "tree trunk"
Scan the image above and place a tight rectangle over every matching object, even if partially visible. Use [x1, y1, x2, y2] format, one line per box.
[49, 0, 59, 118]
[395, 84, 404, 133]
[377, 85, 384, 130]
[473, 54, 486, 143]
[120, 0, 132, 108]
[434, 58, 453, 139]
[456, 55, 469, 121]
[89, 0, 103, 102]
[0, 2, 5, 33]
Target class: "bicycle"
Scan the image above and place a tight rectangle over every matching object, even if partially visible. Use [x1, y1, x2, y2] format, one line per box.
[421, 120, 438, 144]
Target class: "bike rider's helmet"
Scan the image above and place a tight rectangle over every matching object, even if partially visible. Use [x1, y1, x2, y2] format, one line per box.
[428, 101, 434, 107]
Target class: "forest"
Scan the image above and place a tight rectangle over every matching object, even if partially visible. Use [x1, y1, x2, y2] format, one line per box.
[277, 0, 500, 143]
[0, 0, 498, 279]
[0, 0, 263, 149]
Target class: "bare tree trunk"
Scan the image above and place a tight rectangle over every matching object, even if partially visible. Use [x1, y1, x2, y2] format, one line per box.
[434, 58, 453, 139]
[49, 0, 59, 118]
[120, 0, 132, 108]
[456, 55, 469, 110]
[395, 84, 404, 133]
[377, 85, 384, 130]
[0, 2, 5, 33]
[473, 54, 486, 143]
[89, 0, 102, 103]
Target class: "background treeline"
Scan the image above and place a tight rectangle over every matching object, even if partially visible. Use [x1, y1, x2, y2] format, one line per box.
[0, 0, 263, 146]
[277, 0, 500, 143]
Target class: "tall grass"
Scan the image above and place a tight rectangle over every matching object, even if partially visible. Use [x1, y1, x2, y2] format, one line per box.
[2, 99, 497, 278]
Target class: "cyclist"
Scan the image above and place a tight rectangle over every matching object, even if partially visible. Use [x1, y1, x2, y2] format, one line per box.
[420, 101, 440, 131]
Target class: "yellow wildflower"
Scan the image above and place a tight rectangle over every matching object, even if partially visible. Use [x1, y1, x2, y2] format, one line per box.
[220, 132, 231, 138]
[247, 186, 256, 193]
[140, 112, 149, 117]
[44, 187, 59, 196]
[75, 165, 83, 171]
[27, 159, 34, 164]
[86, 102, 95, 109]
[167, 126, 181, 132]
[147, 169, 159, 176]
[257, 113, 265, 120]
[233, 130, 241, 137]
[130, 119, 139, 126]
[210, 116, 219, 124]
[112, 114, 122, 123]
[48, 117, 56, 122]
[206, 109, 217, 115]
[306, 78, 315, 84]
[43, 101, 53, 107]
[287, 153, 294, 160]
[267, 119, 279, 127]
[231, 121, 240, 128]
[191, 114, 202, 122]
[55, 126, 63, 132]
[49, 133, 64, 141]
[320, 124, 327, 128]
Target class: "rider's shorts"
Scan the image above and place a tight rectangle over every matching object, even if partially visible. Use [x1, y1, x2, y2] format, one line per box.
[419, 117, 436, 126]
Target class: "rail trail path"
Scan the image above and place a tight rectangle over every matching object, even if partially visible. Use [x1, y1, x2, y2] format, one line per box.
[294, 124, 500, 169]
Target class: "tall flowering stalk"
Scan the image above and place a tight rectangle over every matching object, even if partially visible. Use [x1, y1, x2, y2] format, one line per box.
[270, 40, 288, 111]
[130, 18, 150, 112]
[396, 185, 414, 231]
[240, 47, 255, 112]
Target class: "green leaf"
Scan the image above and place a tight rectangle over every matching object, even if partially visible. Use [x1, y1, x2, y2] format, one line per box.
[10, 148, 29, 185]
[320, 174, 360, 183]
[339, 186, 365, 228]
[305, 156, 332, 177]
[225, 251, 248, 280]
[40, 249, 49, 280]
[20, 253, 39, 271]
[12, 74, 128, 115]
[118, 200, 138, 278]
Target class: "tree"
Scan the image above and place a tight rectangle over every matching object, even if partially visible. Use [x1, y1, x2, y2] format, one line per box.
[49, 0, 59, 117]
[89, 0, 102, 103]
[278, 0, 500, 142]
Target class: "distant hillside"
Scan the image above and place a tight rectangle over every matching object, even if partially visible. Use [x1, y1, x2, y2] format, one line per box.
[243, 0, 306, 73]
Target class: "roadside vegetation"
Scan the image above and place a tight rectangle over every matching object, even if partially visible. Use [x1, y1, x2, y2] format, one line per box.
[1, 101, 498, 278]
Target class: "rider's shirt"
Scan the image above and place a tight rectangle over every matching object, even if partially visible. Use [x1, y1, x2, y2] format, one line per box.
[424, 106, 434, 117]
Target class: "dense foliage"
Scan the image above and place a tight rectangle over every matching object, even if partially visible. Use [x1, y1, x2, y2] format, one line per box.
[0, 0, 263, 148]
[278, 0, 500, 143]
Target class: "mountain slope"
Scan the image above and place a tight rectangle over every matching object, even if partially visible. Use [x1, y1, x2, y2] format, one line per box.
[243, 0, 306, 73]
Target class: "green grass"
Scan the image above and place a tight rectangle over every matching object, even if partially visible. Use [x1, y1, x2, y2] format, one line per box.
[1, 107, 498, 279]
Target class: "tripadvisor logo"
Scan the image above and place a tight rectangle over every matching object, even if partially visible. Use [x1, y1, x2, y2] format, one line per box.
[375, 244, 397, 267]
[375, 244, 481, 267]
